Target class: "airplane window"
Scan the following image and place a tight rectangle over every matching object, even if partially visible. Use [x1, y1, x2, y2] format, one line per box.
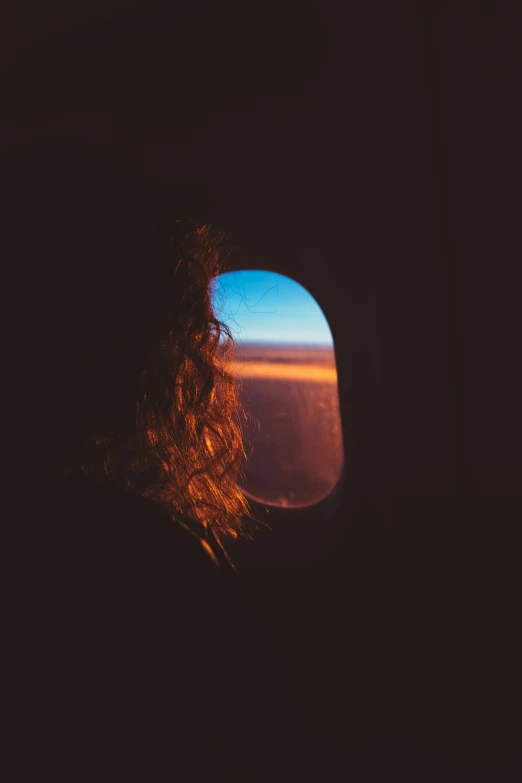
[212, 270, 344, 508]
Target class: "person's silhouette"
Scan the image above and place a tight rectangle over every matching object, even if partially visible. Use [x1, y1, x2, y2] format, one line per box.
[3, 144, 304, 780]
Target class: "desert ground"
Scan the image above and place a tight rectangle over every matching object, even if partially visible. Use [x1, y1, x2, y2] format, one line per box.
[229, 342, 344, 508]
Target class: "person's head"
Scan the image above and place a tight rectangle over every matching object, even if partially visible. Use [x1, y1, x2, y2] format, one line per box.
[2, 143, 252, 536]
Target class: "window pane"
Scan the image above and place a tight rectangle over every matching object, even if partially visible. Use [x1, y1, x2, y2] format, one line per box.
[212, 270, 343, 508]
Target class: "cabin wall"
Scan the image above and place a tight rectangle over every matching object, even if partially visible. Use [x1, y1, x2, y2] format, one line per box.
[230, 0, 522, 753]
[430, 2, 521, 497]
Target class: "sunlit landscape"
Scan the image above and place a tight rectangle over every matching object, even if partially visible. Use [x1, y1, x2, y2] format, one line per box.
[232, 342, 338, 383]
[231, 341, 343, 508]
[212, 271, 344, 508]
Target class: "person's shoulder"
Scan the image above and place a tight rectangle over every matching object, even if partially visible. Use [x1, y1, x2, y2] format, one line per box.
[28, 472, 222, 583]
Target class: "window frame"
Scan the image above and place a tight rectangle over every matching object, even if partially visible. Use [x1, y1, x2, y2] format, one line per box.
[213, 267, 345, 526]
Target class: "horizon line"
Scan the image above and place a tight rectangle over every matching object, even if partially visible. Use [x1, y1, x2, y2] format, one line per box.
[234, 339, 334, 347]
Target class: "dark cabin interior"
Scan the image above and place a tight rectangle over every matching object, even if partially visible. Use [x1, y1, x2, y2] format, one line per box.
[2, 0, 521, 776]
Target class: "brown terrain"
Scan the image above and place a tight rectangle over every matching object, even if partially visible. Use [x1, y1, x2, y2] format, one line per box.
[230, 343, 344, 508]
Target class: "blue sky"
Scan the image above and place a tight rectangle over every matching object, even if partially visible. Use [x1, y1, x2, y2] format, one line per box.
[211, 270, 333, 345]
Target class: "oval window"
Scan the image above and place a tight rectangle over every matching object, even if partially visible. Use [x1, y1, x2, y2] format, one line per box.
[212, 270, 343, 508]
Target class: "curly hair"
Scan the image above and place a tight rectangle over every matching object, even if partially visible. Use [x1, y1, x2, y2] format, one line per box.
[79, 221, 256, 539]
[2, 143, 256, 540]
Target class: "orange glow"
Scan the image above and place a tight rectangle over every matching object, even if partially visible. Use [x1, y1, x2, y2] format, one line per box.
[229, 361, 338, 383]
